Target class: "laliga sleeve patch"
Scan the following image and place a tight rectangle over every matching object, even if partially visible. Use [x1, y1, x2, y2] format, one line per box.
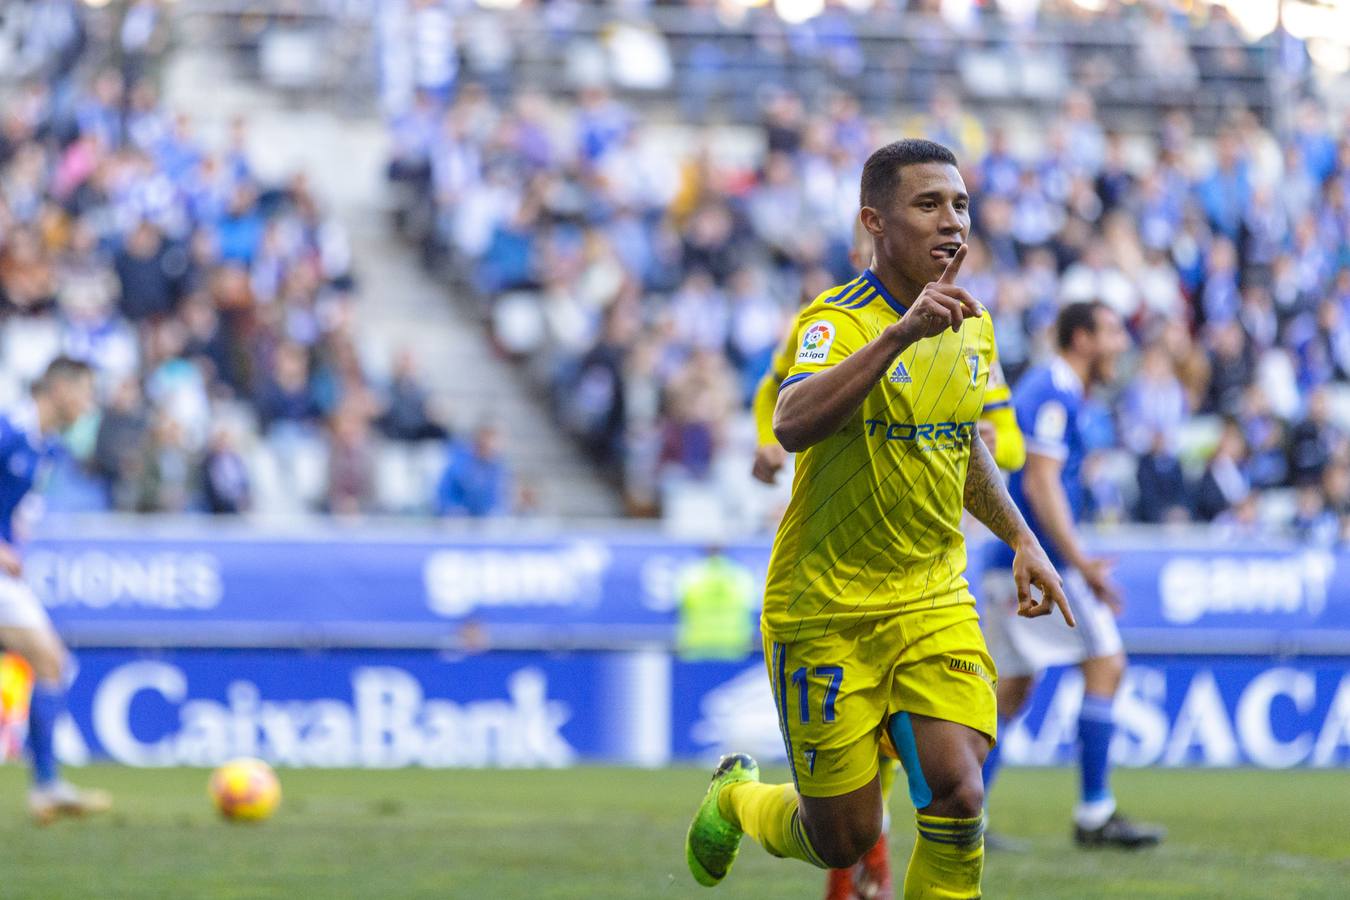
[1034, 400, 1068, 444]
[797, 321, 836, 364]
[988, 358, 1007, 390]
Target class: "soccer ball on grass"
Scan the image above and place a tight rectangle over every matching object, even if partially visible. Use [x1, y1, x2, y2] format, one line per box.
[209, 757, 281, 822]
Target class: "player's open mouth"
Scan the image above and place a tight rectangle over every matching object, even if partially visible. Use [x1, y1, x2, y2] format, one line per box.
[931, 243, 962, 260]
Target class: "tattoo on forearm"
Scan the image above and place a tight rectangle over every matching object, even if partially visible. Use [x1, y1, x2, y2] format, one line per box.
[964, 435, 1028, 547]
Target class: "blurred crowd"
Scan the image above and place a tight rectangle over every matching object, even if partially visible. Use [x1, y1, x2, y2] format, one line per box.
[371, 0, 1275, 126]
[0, 3, 514, 520]
[5, 0, 1349, 536]
[388, 52, 1350, 538]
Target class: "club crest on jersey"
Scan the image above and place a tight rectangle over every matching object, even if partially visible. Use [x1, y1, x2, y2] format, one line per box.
[966, 351, 980, 386]
[797, 322, 835, 364]
[804, 748, 818, 775]
[889, 360, 912, 384]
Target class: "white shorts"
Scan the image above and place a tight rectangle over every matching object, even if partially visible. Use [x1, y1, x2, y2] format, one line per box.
[981, 567, 1123, 679]
[0, 574, 52, 631]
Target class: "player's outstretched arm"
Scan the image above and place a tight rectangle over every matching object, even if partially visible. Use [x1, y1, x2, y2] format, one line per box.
[1021, 451, 1122, 612]
[964, 433, 1075, 627]
[774, 246, 980, 453]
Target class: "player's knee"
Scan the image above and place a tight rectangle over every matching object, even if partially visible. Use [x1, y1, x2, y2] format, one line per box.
[1083, 652, 1126, 696]
[930, 777, 984, 821]
[810, 831, 874, 874]
[1104, 653, 1127, 681]
[810, 817, 881, 869]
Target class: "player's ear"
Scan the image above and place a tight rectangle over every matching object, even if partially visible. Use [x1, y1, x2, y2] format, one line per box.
[859, 206, 884, 239]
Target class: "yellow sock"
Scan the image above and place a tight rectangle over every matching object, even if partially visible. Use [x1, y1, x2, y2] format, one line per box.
[718, 781, 828, 868]
[903, 812, 984, 899]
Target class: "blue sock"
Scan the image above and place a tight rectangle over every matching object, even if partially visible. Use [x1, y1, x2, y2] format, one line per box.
[28, 681, 65, 786]
[1078, 693, 1115, 805]
[982, 716, 1010, 793]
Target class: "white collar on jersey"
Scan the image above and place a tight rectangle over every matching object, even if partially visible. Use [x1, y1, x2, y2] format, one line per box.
[1050, 355, 1085, 397]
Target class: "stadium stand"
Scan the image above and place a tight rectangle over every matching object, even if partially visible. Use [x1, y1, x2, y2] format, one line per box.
[0, 1, 507, 518]
[378, 1, 1350, 539]
[5, 0, 1350, 536]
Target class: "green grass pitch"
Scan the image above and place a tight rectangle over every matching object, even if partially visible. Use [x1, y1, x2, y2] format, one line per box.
[1, 765, 1347, 898]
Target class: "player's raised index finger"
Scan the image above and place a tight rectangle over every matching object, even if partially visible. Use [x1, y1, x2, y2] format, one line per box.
[938, 243, 967, 285]
[1051, 582, 1077, 627]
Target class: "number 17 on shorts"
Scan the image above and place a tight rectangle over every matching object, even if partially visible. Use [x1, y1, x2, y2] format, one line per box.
[766, 638, 887, 799]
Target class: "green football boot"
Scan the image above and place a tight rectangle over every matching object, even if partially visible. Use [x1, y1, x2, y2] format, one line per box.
[686, 753, 760, 887]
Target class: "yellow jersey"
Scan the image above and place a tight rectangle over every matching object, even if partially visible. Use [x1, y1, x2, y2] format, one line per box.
[761, 270, 1000, 642]
[753, 283, 1024, 469]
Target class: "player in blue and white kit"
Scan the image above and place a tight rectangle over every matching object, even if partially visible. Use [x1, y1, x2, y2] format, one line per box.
[982, 302, 1163, 848]
[0, 357, 111, 823]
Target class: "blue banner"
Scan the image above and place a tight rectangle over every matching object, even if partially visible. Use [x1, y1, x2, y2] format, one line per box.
[965, 537, 1350, 653]
[1004, 655, 1350, 768]
[24, 529, 767, 646]
[674, 654, 1350, 769]
[56, 648, 671, 768]
[1089, 542, 1349, 651]
[40, 649, 1350, 769]
[21, 525, 1350, 651]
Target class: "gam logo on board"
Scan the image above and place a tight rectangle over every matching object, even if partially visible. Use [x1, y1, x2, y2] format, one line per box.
[1158, 552, 1334, 624]
[422, 541, 611, 617]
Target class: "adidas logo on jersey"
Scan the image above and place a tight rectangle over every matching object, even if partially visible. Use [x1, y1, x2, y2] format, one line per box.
[889, 361, 912, 384]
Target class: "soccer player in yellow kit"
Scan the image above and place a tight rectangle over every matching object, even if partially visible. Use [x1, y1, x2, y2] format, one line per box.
[750, 218, 1025, 900]
[687, 139, 1071, 899]
[752, 228, 1025, 483]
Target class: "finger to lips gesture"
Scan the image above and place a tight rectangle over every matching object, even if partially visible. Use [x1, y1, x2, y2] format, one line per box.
[900, 245, 983, 340]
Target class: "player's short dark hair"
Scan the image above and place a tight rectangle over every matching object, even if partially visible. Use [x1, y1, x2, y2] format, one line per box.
[859, 139, 960, 210]
[36, 356, 93, 391]
[1056, 301, 1108, 351]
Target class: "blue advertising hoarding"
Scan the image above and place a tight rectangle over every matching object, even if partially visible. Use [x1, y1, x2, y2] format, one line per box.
[56, 649, 667, 768]
[670, 655, 1350, 769]
[17, 525, 1347, 770]
[42, 649, 1350, 769]
[24, 529, 765, 646]
[1086, 542, 1347, 652]
[22, 525, 1350, 652]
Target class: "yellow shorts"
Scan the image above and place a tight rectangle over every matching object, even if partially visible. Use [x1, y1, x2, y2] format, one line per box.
[763, 593, 998, 798]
